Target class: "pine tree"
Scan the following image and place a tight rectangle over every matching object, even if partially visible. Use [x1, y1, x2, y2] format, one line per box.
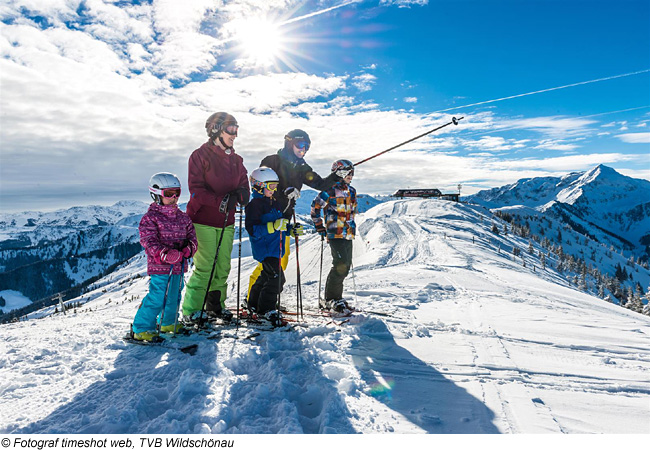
[626, 289, 643, 313]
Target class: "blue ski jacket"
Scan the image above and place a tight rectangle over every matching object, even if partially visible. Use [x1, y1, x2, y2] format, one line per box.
[245, 191, 291, 262]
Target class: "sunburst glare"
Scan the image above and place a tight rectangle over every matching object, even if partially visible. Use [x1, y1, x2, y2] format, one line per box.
[236, 17, 284, 67]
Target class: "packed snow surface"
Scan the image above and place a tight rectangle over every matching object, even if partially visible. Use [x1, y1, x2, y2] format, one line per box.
[1, 199, 649, 434]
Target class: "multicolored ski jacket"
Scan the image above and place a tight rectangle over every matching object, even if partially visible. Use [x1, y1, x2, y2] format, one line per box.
[139, 203, 198, 275]
[311, 182, 357, 240]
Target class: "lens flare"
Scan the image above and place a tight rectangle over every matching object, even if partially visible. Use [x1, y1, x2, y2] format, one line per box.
[236, 18, 283, 66]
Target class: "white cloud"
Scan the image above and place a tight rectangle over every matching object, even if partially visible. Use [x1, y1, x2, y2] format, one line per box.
[534, 140, 579, 151]
[404, 97, 418, 103]
[351, 73, 377, 92]
[461, 136, 529, 152]
[380, 0, 429, 7]
[501, 116, 596, 138]
[616, 132, 650, 144]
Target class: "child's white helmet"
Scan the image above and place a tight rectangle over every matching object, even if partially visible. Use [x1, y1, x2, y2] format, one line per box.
[250, 167, 279, 194]
[149, 172, 181, 204]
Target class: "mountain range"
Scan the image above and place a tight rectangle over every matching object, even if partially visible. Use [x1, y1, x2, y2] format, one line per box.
[465, 165, 650, 261]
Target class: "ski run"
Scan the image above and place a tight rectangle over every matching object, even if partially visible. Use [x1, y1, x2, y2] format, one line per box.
[1, 199, 649, 434]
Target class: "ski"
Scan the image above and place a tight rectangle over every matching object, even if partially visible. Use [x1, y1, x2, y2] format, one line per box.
[122, 334, 199, 355]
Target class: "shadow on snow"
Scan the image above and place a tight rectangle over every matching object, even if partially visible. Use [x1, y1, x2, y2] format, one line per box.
[349, 318, 500, 433]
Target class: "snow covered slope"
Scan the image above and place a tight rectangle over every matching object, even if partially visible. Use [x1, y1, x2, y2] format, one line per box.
[1, 199, 649, 434]
[0, 201, 149, 313]
[466, 165, 650, 259]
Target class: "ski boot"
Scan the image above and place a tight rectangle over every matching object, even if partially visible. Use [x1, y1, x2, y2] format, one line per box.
[133, 330, 160, 342]
[264, 310, 287, 328]
[207, 308, 234, 323]
[160, 323, 185, 334]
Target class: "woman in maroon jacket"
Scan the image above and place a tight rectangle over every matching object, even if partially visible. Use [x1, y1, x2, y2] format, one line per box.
[182, 112, 250, 323]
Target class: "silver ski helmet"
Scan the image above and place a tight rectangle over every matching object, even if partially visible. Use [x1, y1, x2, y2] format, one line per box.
[149, 172, 181, 204]
[205, 112, 238, 139]
[284, 129, 311, 152]
[250, 167, 279, 194]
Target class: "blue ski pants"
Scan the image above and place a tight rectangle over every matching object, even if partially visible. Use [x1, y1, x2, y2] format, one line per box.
[132, 273, 184, 333]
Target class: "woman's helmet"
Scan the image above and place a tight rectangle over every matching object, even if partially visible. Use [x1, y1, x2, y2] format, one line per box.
[250, 167, 280, 194]
[205, 112, 238, 139]
[149, 172, 181, 204]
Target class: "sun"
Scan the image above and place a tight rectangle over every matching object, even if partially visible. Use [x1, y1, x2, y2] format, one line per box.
[236, 17, 284, 67]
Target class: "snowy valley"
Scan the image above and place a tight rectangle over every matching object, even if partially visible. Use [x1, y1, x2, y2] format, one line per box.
[1, 198, 649, 434]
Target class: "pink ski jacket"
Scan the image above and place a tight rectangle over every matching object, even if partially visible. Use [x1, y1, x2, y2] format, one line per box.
[139, 203, 198, 275]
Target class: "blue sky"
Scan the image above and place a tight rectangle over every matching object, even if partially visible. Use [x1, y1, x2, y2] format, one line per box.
[1, 0, 649, 212]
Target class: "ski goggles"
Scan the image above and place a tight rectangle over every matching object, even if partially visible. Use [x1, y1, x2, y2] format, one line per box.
[263, 182, 279, 191]
[222, 123, 239, 136]
[150, 187, 181, 198]
[293, 140, 310, 151]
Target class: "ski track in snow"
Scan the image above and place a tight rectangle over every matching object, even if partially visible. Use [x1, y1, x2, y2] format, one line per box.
[1, 199, 649, 434]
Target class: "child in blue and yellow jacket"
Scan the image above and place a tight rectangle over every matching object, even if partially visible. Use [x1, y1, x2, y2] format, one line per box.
[245, 167, 303, 325]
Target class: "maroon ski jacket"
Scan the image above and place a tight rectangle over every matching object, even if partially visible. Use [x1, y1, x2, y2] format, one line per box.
[186, 141, 249, 228]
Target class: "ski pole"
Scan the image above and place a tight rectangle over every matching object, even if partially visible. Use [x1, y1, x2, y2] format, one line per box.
[276, 231, 283, 314]
[236, 206, 243, 332]
[199, 212, 230, 328]
[353, 116, 463, 167]
[292, 212, 304, 320]
[318, 235, 324, 303]
[157, 263, 175, 335]
[172, 258, 186, 336]
[351, 259, 358, 311]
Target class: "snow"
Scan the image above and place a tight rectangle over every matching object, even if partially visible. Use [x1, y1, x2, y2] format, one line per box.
[1, 199, 649, 435]
[0, 290, 32, 313]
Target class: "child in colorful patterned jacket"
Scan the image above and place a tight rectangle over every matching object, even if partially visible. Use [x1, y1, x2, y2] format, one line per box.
[310, 160, 357, 313]
[131, 172, 198, 341]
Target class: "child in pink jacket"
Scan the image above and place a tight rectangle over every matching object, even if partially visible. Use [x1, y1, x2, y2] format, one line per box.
[131, 172, 198, 341]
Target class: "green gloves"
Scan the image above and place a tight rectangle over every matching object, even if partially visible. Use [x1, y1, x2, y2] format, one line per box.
[289, 223, 305, 237]
[267, 218, 289, 234]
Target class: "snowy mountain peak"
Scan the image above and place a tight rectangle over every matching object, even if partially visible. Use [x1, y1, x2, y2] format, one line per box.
[0, 201, 149, 229]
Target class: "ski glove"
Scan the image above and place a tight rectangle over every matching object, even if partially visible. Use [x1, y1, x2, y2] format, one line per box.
[315, 226, 327, 238]
[161, 248, 182, 265]
[227, 187, 250, 211]
[267, 218, 289, 234]
[284, 187, 300, 201]
[181, 246, 193, 259]
[335, 169, 353, 178]
[288, 223, 305, 237]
